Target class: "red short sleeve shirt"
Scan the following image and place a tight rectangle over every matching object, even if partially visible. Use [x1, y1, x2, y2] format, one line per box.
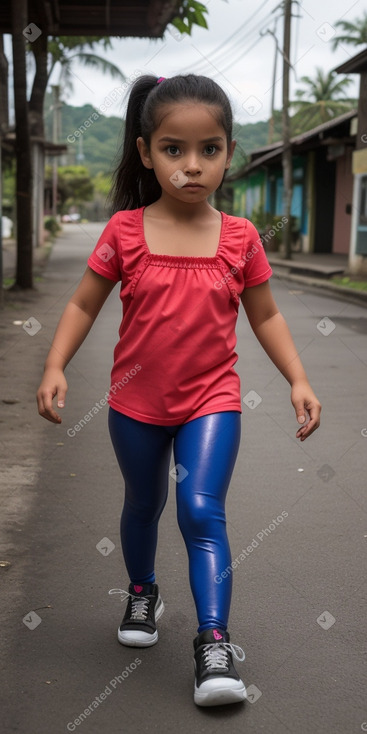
[87, 207, 272, 425]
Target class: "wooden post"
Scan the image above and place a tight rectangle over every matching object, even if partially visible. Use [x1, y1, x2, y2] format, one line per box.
[12, 0, 33, 288]
[0, 34, 7, 305]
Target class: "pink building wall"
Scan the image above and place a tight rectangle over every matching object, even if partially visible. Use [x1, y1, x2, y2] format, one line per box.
[332, 147, 354, 254]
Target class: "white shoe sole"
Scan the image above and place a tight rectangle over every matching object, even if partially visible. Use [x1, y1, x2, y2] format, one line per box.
[194, 678, 247, 707]
[117, 595, 164, 647]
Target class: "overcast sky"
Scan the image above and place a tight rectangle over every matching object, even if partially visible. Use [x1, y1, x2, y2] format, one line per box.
[13, 0, 367, 125]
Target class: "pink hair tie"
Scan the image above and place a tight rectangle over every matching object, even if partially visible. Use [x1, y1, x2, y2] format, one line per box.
[157, 77, 166, 84]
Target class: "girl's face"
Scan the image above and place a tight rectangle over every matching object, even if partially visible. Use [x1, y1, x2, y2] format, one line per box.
[137, 102, 236, 204]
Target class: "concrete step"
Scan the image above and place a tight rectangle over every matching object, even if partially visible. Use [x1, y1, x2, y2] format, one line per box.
[267, 255, 347, 278]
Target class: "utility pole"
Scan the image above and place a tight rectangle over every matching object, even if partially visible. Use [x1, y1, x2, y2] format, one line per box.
[262, 25, 279, 145]
[282, 0, 293, 259]
[52, 85, 61, 218]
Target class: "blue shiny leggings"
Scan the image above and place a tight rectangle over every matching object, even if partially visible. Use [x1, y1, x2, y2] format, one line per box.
[108, 408, 241, 633]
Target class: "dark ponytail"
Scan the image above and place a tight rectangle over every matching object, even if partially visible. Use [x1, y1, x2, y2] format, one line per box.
[109, 75, 160, 212]
[110, 74, 233, 213]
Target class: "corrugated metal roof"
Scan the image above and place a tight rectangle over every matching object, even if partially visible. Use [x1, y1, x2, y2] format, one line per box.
[228, 109, 357, 180]
[334, 47, 367, 75]
[0, 0, 181, 37]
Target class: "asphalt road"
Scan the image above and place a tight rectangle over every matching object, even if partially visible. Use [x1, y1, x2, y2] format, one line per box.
[1, 223, 367, 734]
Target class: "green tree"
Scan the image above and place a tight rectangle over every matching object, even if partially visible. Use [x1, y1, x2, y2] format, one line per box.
[93, 172, 113, 198]
[44, 37, 125, 99]
[45, 165, 94, 214]
[171, 1, 209, 34]
[331, 11, 367, 50]
[29, 36, 125, 140]
[290, 68, 356, 131]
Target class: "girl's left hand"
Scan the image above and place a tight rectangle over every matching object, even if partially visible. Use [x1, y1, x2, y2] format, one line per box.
[291, 380, 321, 441]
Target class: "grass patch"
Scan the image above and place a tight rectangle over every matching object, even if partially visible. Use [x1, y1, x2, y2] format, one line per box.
[331, 276, 367, 292]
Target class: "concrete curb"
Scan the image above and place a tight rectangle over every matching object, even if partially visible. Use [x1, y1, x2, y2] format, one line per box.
[270, 266, 367, 308]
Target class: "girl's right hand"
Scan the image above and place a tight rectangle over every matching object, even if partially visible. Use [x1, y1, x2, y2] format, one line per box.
[37, 368, 68, 424]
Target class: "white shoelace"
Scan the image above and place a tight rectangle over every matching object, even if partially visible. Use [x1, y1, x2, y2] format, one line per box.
[202, 642, 245, 671]
[108, 588, 149, 620]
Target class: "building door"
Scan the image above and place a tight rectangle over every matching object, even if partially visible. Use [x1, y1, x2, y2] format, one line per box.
[313, 148, 336, 253]
[356, 175, 367, 255]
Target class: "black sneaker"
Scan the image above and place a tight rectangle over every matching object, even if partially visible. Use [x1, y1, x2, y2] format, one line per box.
[109, 583, 164, 647]
[193, 628, 246, 706]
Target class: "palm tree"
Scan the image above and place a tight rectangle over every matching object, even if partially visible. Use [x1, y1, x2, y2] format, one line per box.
[45, 36, 125, 98]
[331, 11, 367, 50]
[29, 36, 125, 141]
[291, 68, 356, 132]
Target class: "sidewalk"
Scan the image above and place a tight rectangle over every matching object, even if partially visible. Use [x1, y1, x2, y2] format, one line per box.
[267, 251, 367, 306]
[267, 251, 348, 277]
[2, 237, 51, 280]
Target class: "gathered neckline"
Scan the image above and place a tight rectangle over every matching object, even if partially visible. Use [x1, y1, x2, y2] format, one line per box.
[139, 206, 226, 262]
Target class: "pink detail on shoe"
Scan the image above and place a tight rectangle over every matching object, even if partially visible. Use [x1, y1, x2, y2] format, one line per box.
[134, 585, 143, 593]
[213, 629, 223, 640]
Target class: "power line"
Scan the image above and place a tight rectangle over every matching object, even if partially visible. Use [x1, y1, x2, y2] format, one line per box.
[179, 0, 279, 74]
[196, 10, 283, 81]
[216, 34, 267, 76]
[182, 12, 275, 75]
[199, 0, 274, 58]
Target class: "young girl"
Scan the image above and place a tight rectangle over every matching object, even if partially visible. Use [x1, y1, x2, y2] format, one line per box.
[37, 74, 321, 708]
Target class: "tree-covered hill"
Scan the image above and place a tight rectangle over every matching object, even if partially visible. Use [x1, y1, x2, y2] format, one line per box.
[44, 94, 279, 177]
[45, 95, 125, 177]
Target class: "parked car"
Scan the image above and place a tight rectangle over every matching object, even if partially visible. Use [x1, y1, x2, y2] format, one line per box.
[62, 213, 81, 223]
[2, 216, 13, 238]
